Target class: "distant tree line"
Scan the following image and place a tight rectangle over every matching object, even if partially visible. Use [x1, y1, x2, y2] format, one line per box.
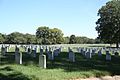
[1, 0, 120, 47]
[0, 26, 101, 44]
[64, 35, 101, 44]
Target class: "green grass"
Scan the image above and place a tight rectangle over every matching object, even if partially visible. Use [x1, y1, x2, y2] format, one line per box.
[0, 49, 120, 80]
[0, 44, 119, 80]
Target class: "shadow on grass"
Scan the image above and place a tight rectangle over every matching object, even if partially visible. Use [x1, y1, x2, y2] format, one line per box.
[0, 52, 15, 65]
[47, 52, 120, 76]
[0, 52, 39, 65]
[1, 51, 120, 77]
[0, 66, 30, 80]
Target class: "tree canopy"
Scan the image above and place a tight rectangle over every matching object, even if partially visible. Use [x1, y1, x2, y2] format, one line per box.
[0, 27, 97, 44]
[69, 35, 76, 44]
[6, 32, 25, 44]
[36, 26, 64, 44]
[0, 33, 5, 43]
[96, 0, 120, 47]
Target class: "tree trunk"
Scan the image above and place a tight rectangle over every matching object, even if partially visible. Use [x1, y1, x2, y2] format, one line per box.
[116, 43, 119, 48]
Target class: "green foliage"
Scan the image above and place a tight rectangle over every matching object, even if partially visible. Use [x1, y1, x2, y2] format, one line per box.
[36, 26, 49, 39]
[69, 35, 76, 44]
[1, 48, 120, 80]
[76, 36, 92, 44]
[0, 33, 5, 43]
[64, 37, 69, 44]
[0, 32, 97, 44]
[0, 26, 102, 44]
[25, 33, 37, 44]
[50, 28, 64, 44]
[94, 38, 104, 44]
[36, 26, 64, 44]
[96, 0, 120, 47]
[6, 32, 26, 44]
[68, 35, 95, 44]
[5, 32, 38, 44]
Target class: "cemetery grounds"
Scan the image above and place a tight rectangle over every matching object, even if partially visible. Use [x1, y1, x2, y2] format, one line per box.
[0, 44, 120, 80]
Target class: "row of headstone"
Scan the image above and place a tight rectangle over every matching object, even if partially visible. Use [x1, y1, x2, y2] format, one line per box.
[1, 44, 120, 68]
[48, 50, 54, 60]
[19, 45, 62, 59]
[77, 48, 93, 59]
[46, 47, 61, 60]
[15, 46, 46, 68]
[14, 44, 63, 54]
[77, 47, 120, 61]
[85, 49, 92, 59]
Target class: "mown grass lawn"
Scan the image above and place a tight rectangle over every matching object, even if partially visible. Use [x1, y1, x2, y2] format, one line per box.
[0, 46, 120, 80]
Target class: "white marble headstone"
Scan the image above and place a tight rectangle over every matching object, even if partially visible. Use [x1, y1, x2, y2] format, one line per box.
[39, 54, 46, 68]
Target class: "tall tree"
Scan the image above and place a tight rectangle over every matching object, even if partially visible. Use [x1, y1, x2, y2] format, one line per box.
[36, 26, 64, 44]
[69, 35, 76, 44]
[96, 0, 120, 47]
[36, 26, 50, 44]
[36, 26, 49, 39]
[49, 28, 64, 44]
